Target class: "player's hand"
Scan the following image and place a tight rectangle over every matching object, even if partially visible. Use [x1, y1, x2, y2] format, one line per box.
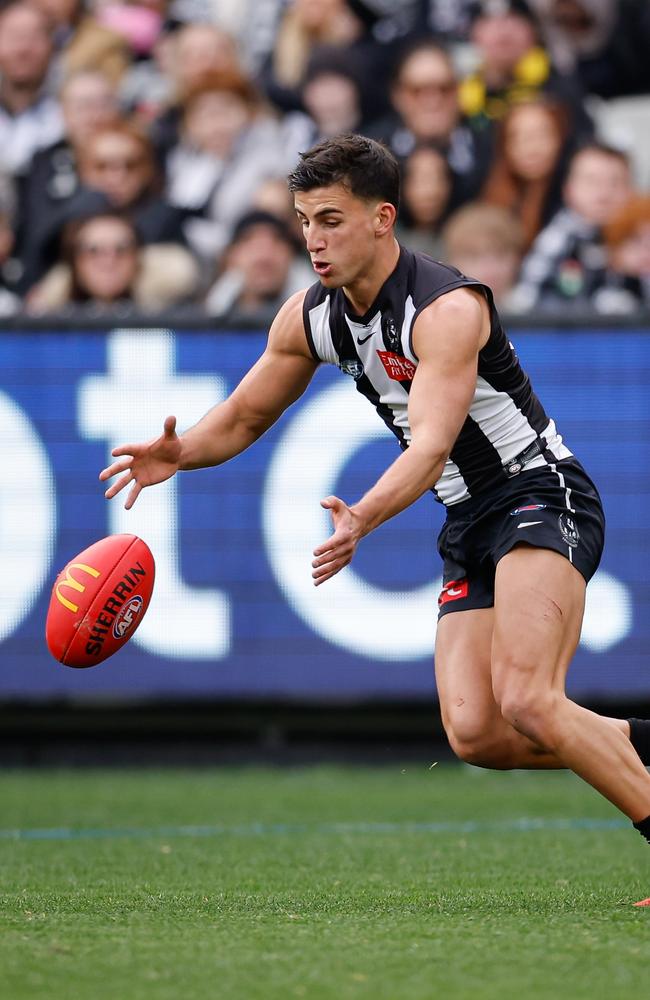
[99, 415, 182, 510]
[312, 495, 364, 586]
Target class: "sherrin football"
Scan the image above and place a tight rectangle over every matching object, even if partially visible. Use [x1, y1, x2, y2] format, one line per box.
[46, 534, 155, 668]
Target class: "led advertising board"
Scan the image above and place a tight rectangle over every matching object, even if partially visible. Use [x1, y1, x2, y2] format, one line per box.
[0, 326, 647, 700]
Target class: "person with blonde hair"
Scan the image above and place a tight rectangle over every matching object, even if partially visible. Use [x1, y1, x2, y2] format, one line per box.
[443, 201, 525, 310]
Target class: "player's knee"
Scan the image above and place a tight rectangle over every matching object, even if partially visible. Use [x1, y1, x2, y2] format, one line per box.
[497, 678, 559, 744]
[444, 716, 514, 769]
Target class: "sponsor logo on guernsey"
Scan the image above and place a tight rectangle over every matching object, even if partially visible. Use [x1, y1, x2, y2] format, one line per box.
[377, 350, 416, 382]
[112, 594, 144, 639]
[438, 579, 469, 607]
[558, 512, 580, 548]
[339, 359, 364, 380]
[509, 504, 547, 516]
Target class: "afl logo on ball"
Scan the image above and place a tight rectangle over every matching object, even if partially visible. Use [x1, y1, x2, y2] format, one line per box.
[558, 513, 580, 548]
[112, 594, 144, 639]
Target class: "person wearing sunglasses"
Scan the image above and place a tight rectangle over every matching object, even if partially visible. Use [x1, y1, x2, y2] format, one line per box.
[26, 210, 198, 314]
[370, 38, 492, 210]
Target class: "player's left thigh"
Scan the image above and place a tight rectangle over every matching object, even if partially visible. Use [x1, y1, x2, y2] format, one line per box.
[491, 544, 586, 719]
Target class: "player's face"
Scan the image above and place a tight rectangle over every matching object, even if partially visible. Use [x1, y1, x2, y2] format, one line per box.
[294, 184, 385, 288]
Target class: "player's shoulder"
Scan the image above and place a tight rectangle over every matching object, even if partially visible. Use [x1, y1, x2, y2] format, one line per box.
[268, 288, 315, 359]
[423, 284, 486, 322]
[413, 284, 490, 359]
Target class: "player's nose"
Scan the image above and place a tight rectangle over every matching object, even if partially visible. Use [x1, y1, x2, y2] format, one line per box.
[306, 230, 326, 253]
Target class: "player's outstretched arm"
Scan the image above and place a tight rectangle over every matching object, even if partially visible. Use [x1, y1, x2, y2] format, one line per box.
[312, 288, 487, 585]
[100, 291, 318, 509]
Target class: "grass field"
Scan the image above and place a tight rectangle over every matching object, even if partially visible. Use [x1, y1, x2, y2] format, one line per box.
[1, 764, 649, 1000]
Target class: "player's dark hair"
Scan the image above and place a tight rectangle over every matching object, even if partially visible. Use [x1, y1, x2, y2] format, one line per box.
[287, 134, 400, 212]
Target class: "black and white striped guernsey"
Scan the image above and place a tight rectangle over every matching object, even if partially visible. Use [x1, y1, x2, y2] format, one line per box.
[302, 246, 572, 507]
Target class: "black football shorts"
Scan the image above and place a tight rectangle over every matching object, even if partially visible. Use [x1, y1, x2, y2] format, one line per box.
[436, 457, 605, 618]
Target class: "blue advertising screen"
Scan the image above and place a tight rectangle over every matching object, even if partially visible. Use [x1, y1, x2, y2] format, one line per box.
[0, 325, 648, 701]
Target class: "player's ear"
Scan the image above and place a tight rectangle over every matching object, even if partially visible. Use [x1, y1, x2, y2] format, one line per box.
[374, 201, 396, 237]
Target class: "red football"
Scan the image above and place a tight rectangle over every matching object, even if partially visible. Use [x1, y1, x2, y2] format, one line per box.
[46, 534, 155, 668]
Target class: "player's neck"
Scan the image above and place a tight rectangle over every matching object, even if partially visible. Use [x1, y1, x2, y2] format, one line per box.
[342, 238, 401, 317]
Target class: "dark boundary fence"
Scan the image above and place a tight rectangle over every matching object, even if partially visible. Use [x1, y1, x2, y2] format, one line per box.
[2, 697, 650, 767]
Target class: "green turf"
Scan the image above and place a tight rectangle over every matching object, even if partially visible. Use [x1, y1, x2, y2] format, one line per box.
[0, 765, 648, 1000]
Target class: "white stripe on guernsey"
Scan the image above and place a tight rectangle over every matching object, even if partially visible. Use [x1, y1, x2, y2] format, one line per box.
[308, 298, 338, 365]
[470, 376, 539, 464]
[434, 460, 470, 505]
[540, 418, 573, 461]
[401, 295, 417, 364]
[469, 381, 574, 470]
[549, 462, 575, 564]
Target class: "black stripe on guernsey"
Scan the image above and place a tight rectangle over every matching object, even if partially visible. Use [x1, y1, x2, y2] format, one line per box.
[476, 313, 549, 437]
[302, 285, 323, 362]
[449, 416, 506, 495]
[329, 288, 410, 445]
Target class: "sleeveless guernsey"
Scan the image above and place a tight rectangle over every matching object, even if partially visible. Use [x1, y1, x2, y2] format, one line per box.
[302, 246, 572, 506]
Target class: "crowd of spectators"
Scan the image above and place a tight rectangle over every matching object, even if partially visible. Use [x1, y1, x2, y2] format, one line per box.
[0, 0, 648, 322]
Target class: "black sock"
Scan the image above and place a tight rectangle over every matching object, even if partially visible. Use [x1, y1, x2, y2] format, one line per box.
[634, 816, 650, 844]
[628, 719, 650, 765]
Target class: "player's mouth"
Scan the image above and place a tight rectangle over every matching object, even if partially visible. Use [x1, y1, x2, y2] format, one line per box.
[312, 260, 333, 277]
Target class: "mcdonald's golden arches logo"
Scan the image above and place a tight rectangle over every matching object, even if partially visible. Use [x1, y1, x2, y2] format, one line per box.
[55, 562, 101, 613]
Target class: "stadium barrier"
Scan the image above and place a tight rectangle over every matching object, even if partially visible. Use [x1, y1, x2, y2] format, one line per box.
[1, 318, 649, 704]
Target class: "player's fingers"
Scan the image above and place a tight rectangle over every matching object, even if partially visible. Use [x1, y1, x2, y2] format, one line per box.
[313, 532, 355, 560]
[124, 481, 143, 511]
[320, 495, 343, 511]
[312, 548, 351, 573]
[103, 471, 134, 500]
[313, 528, 347, 556]
[110, 443, 138, 458]
[312, 541, 333, 559]
[312, 545, 352, 568]
[312, 556, 349, 585]
[99, 457, 133, 481]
